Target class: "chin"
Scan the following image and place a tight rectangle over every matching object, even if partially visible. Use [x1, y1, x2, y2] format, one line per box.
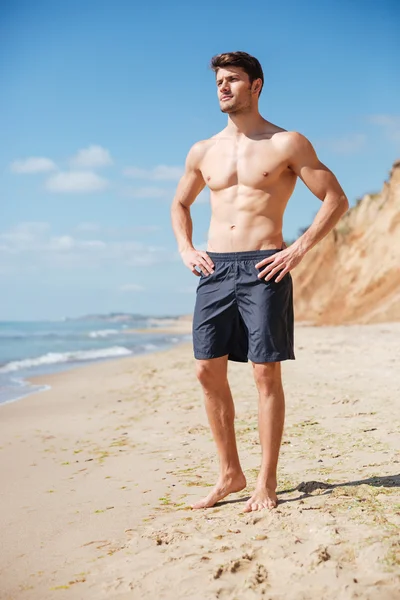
[220, 102, 236, 113]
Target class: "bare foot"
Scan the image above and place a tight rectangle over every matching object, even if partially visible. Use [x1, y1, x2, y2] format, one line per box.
[191, 472, 246, 509]
[243, 485, 278, 512]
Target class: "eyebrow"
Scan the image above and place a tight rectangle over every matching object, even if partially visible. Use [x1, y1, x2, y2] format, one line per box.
[216, 75, 239, 85]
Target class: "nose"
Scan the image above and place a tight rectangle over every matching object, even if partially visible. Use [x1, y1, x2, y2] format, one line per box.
[220, 81, 230, 95]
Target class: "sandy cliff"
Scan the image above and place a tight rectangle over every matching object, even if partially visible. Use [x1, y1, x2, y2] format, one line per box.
[293, 160, 400, 324]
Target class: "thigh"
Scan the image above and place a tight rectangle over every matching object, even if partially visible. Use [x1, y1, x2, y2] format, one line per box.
[237, 272, 295, 363]
[192, 264, 237, 360]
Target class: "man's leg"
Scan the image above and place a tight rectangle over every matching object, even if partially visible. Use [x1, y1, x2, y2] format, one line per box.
[244, 362, 285, 511]
[192, 355, 246, 509]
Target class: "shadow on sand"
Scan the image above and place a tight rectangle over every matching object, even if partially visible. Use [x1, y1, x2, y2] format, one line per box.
[213, 473, 400, 508]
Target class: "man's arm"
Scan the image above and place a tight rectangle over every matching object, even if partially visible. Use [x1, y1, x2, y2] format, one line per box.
[256, 132, 349, 282]
[171, 142, 214, 276]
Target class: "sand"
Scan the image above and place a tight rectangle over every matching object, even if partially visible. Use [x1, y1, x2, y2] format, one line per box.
[0, 324, 399, 600]
[126, 318, 193, 335]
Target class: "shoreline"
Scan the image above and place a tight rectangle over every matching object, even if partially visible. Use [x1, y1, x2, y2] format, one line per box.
[0, 321, 193, 407]
[2, 319, 395, 408]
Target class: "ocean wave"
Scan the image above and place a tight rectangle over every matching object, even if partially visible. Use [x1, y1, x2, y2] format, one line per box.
[88, 329, 120, 338]
[0, 329, 122, 341]
[0, 346, 132, 374]
[0, 331, 77, 340]
[143, 343, 158, 351]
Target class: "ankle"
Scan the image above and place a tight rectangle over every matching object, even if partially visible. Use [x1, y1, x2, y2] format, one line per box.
[256, 474, 277, 489]
[220, 465, 244, 480]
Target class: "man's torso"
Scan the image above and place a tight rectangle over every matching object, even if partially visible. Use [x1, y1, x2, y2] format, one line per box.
[197, 124, 297, 252]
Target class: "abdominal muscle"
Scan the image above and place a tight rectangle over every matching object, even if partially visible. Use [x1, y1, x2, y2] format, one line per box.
[206, 186, 291, 253]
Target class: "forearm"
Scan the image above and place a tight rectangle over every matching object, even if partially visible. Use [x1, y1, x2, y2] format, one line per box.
[294, 193, 349, 255]
[171, 201, 195, 254]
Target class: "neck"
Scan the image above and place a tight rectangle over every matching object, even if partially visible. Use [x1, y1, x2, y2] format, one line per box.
[225, 107, 265, 137]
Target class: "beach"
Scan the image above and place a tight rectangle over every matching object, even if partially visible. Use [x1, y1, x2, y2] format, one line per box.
[1, 323, 399, 600]
[0, 317, 192, 405]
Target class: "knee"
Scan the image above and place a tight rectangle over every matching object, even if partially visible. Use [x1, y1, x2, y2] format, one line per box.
[252, 362, 282, 396]
[196, 360, 224, 389]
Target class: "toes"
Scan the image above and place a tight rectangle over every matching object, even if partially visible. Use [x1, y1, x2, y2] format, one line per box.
[244, 501, 254, 513]
[244, 494, 277, 512]
[192, 492, 221, 509]
[192, 497, 211, 509]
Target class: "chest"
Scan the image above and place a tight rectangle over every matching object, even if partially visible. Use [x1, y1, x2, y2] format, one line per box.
[201, 139, 288, 190]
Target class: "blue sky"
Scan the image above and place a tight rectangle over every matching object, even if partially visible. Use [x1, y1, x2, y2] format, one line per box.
[1, 0, 399, 320]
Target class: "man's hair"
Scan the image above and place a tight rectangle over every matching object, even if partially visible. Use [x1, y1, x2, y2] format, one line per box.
[210, 51, 264, 96]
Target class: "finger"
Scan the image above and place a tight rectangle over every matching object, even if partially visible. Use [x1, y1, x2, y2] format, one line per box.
[196, 257, 214, 275]
[275, 268, 289, 283]
[255, 255, 276, 269]
[199, 252, 215, 271]
[257, 259, 282, 279]
[265, 264, 285, 281]
[196, 262, 209, 276]
[191, 268, 201, 277]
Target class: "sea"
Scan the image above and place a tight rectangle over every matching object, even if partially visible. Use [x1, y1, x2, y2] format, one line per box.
[0, 317, 191, 405]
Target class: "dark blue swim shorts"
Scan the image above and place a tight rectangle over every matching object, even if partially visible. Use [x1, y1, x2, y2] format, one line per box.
[193, 249, 295, 363]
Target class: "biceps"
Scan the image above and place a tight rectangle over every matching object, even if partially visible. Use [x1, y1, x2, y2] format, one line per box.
[298, 162, 343, 201]
[173, 170, 206, 208]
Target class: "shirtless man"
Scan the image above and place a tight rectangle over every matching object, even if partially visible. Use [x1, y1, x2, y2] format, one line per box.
[170, 51, 348, 512]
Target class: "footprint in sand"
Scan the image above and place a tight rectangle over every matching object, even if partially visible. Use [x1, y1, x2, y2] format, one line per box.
[212, 550, 270, 598]
[145, 528, 190, 545]
[213, 552, 257, 579]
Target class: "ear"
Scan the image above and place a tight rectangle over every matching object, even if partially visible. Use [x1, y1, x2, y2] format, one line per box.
[252, 78, 262, 96]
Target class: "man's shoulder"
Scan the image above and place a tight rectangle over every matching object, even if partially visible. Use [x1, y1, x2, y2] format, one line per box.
[271, 130, 312, 153]
[186, 137, 220, 167]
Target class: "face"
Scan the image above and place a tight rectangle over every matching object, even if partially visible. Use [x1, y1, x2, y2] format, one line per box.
[215, 66, 260, 114]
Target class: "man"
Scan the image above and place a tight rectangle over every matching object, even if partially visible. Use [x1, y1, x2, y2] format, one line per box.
[170, 51, 348, 512]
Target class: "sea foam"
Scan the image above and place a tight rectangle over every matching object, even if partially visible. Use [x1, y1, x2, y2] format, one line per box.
[0, 346, 132, 373]
[88, 329, 120, 338]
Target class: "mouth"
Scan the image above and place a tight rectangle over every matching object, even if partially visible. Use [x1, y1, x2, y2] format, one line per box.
[220, 95, 233, 101]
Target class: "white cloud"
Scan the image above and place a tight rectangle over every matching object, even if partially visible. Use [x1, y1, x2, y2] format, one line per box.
[80, 240, 107, 248]
[0, 222, 174, 270]
[368, 114, 400, 142]
[46, 171, 109, 193]
[49, 235, 76, 251]
[123, 165, 183, 181]
[320, 133, 367, 155]
[75, 222, 101, 232]
[120, 283, 145, 292]
[125, 186, 169, 199]
[48, 236, 106, 251]
[70, 145, 113, 168]
[106, 225, 162, 235]
[0, 222, 50, 251]
[10, 157, 57, 174]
